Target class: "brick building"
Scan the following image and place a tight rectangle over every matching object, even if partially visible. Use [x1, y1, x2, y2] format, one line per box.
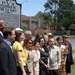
[21, 15, 48, 30]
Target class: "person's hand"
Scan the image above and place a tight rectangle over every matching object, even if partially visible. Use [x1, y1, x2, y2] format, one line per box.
[47, 64, 50, 69]
[44, 64, 50, 69]
[58, 65, 61, 69]
[44, 64, 48, 68]
[63, 62, 66, 66]
[22, 71, 26, 75]
[28, 69, 32, 73]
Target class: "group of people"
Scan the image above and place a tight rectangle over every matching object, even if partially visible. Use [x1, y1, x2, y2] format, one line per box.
[0, 20, 74, 75]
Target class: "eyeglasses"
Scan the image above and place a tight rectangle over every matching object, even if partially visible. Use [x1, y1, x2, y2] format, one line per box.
[28, 42, 33, 44]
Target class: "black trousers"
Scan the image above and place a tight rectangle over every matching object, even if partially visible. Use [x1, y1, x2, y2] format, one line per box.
[49, 69, 58, 75]
[40, 66, 49, 75]
[66, 62, 71, 73]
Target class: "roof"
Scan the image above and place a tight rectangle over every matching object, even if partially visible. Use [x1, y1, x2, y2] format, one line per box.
[21, 15, 38, 22]
[21, 15, 29, 21]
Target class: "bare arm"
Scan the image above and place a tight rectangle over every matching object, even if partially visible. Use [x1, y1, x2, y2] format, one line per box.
[58, 48, 61, 66]
[24, 49, 28, 63]
[47, 57, 50, 68]
[33, 62, 36, 75]
[17, 51, 26, 75]
[39, 59, 48, 68]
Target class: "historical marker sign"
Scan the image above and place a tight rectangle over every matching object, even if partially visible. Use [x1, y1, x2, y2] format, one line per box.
[0, 0, 21, 28]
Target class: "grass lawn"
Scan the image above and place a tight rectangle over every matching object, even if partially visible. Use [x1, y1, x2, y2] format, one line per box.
[72, 50, 75, 53]
[69, 60, 75, 75]
[69, 36, 75, 39]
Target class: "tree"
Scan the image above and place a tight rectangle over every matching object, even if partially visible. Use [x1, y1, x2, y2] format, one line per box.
[43, 12, 52, 26]
[44, 0, 75, 30]
[34, 11, 52, 29]
[34, 11, 44, 18]
[69, 24, 75, 30]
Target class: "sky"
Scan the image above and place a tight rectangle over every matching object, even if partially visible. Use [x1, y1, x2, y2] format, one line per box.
[16, 0, 75, 16]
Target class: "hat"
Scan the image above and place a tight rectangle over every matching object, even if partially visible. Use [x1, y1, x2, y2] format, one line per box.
[16, 28, 23, 31]
[47, 33, 52, 36]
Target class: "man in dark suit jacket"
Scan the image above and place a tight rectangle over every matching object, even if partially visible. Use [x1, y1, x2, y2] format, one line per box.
[0, 34, 3, 43]
[0, 27, 17, 75]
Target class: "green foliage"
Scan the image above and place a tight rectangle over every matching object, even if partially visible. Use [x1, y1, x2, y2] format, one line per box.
[22, 26, 29, 31]
[44, 0, 75, 30]
[34, 11, 44, 18]
[69, 24, 75, 30]
[43, 12, 52, 25]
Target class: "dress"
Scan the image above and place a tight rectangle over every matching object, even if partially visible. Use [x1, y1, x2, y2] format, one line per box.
[39, 47, 49, 75]
[58, 45, 68, 75]
[27, 50, 33, 75]
[32, 50, 40, 75]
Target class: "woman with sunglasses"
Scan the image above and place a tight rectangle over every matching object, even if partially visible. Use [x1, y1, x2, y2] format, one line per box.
[23, 39, 34, 75]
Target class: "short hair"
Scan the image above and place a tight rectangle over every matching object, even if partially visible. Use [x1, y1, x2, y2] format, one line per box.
[3, 27, 15, 39]
[33, 40, 39, 46]
[56, 36, 63, 41]
[43, 35, 48, 38]
[25, 30, 32, 35]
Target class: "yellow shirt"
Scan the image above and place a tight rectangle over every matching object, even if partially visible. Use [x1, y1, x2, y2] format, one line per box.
[12, 41, 26, 66]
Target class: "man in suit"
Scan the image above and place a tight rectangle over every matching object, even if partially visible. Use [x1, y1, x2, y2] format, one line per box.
[0, 27, 17, 75]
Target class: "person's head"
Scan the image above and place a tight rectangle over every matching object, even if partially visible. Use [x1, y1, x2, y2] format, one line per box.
[0, 20, 6, 32]
[23, 39, 33, 50]
[48, 38, 55, 47]
[56, 36, 63, 45]
[39, 37, 45, 47]
[25, 30, 32, 40]
[43, 35, 48, 43]
[63, 35, 69, 43]
[47, 33, 54, 38]
[15, 30, 25, 42]
[35, 33, 40, 39]
[33, 40, 40, 50]
[63, 32, 67, 35]
[3, 27, 16, 42]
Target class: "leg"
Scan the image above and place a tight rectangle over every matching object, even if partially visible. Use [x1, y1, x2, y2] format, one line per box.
[66, 63, 71, 74]
[40, 67, 46, 75]
[49, 70, 53, 75]
[53, 69, 58, 75]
